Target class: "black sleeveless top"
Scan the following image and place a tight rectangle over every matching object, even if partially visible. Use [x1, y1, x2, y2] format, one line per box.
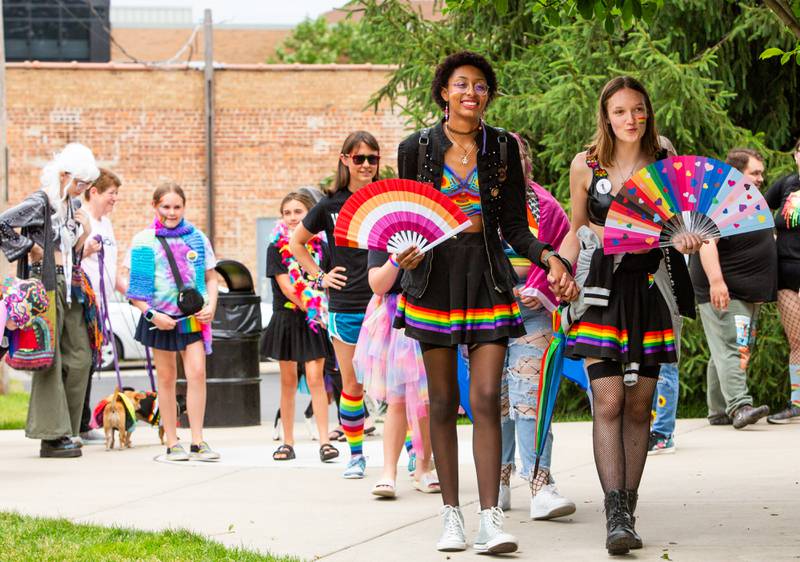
[586, 149, 669, 226]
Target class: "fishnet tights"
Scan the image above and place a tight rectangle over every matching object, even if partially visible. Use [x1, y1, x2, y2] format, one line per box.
[590, 374, 658, 493]
[530, 467, 549, 496]
[778, 290, 800, 364]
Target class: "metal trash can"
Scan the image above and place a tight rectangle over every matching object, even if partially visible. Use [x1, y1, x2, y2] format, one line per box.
[177, 259, 262, 427]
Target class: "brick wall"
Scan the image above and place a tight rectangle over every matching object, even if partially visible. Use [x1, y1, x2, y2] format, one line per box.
[5, 63, 410, 287]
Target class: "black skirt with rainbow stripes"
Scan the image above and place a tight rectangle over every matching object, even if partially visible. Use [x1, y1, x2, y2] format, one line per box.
[394, 232, 524, 346]
[565, 249, 677, 366]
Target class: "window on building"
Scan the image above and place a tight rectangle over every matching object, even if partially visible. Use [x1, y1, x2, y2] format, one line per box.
[3, 0, 110, 62]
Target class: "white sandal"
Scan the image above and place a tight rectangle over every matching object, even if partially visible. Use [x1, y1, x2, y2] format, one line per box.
[371, 478, 397, 498]
[413, 471, 441, 494]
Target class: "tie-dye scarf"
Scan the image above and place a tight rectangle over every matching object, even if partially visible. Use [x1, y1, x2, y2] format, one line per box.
[127, 218, 212, 354]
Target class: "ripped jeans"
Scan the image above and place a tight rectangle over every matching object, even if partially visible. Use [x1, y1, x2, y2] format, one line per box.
[501, 297, 554, 480]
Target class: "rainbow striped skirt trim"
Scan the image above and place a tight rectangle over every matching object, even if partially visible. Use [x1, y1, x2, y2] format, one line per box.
[394, 232, 524, 346]
[565, 251, 678, 366]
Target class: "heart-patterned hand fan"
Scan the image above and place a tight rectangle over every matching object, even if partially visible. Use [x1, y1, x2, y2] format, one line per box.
[603, 155, 775, 255]
[334, 178, 473, 254]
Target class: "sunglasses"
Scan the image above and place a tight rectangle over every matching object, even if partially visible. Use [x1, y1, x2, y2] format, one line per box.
[348, 154, 380, 166]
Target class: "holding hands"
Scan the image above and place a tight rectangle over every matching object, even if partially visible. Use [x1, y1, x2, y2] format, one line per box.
[546, 256, 579, 303]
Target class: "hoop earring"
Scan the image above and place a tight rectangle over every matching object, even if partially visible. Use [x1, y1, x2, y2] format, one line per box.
[444, 102, 449, 122]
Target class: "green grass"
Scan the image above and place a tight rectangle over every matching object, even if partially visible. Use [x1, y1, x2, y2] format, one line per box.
[0, 512, 302, 562]
[0, 381, 29, 430]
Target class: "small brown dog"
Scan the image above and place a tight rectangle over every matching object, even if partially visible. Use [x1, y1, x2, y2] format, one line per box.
[103, 389, 145, 450]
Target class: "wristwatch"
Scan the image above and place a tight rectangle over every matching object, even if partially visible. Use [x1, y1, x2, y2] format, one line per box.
[144, 308, 156, 322]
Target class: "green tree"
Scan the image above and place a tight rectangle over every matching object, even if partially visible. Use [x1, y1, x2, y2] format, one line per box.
[271, 15, 393, 63]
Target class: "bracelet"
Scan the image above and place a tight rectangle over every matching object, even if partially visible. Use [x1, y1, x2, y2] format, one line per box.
[312, 271, 326, 290]
[541, 249, 558, 271]
[388, 254, 400, 268]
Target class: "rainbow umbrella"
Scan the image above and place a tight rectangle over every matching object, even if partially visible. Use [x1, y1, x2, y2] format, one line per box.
[533, 307, 570, 478]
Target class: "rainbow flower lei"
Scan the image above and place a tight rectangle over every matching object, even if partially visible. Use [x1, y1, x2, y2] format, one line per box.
[270, 221, 326, 332]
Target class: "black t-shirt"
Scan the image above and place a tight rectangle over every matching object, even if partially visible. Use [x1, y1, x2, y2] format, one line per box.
[689, 229, 777, 304]
[302, 190, 372, 313]
[368, 250, 402, 295]
[266, 241, 331, 312]
[765, 173, 800, 290]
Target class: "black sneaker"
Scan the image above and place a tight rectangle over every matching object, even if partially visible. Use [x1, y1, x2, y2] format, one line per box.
[40, 436, 82, 458]
[767, 405, 800, 424]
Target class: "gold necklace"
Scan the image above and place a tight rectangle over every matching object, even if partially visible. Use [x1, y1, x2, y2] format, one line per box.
[446, 129, 477, 165]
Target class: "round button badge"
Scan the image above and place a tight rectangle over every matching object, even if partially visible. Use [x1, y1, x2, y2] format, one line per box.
[596, 178, 612, 195]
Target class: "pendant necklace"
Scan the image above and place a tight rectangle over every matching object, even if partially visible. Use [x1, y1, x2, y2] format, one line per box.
[446, 129, 476, 165]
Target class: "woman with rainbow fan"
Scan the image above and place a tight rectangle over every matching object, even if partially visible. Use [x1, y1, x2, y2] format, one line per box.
[291, 131, 383, 480]
[127, 182, 220, 463]
[766, 136, 800, 424]
[263, 191, 339, 463]
[559, 76, 702, 555]
[393, 51, 577, 555]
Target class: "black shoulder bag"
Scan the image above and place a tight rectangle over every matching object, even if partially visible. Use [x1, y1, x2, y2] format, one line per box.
[156, 237, 205, 316]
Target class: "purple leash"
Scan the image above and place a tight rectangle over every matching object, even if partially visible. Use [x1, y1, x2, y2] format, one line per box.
[145, 346, 156, 392]
[96, 235, 123, 390]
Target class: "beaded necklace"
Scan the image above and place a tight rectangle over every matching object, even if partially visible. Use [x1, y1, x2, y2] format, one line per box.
[270, 221, 326, 332]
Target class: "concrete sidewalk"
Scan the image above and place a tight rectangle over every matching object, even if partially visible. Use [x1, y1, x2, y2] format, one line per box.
[0, 418, 798, 561]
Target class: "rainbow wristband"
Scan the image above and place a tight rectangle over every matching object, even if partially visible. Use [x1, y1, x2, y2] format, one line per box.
[388, 254, 400, 268]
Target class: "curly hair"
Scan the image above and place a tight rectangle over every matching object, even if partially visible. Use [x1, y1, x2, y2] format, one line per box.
[431, 51, 497, 111]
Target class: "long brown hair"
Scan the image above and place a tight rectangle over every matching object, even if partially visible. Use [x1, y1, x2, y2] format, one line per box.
[588, 76, 660, 168]
[279, 191, 315, 214]
[331, 131, 380, 195]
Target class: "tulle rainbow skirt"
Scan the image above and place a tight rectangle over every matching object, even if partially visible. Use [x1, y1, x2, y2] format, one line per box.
[354, 292, 429, 452]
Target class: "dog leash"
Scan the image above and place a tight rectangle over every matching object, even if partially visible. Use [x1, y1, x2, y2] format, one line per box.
[97, 236, 124, 390]
[144, 346, 156, 392]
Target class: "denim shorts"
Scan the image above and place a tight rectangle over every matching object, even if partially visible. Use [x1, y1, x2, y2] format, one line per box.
[328, 311, 366, 345]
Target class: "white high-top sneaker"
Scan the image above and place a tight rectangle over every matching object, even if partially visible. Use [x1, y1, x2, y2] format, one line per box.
[531, 482, 576, 520]
[473, 507, 518, 554]
[436, 505, 467, 552]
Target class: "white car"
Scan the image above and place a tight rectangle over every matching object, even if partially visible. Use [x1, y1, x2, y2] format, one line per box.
[98, 293, 272, 370]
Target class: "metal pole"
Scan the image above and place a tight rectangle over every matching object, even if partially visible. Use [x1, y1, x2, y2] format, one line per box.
[203, 9, 215, 243]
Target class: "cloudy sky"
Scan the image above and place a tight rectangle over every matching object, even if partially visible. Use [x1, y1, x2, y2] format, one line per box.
[114, 1, 346, 25]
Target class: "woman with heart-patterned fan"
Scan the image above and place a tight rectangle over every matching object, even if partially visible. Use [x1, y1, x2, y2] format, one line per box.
[559, 76, 703, 555]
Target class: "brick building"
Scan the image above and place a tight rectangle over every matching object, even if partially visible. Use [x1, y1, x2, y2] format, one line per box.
[5, 63, 409, 297]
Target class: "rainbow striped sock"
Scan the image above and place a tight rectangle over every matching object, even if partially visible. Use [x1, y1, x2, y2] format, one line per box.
[404, 430, 413, 454]
[790, 364, 800, 407]
[340, 391, 364, 457]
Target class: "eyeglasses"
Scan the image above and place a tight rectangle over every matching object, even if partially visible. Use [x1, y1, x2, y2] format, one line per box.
[348, 154, 380, 166]
[449, 81, 489, 96]
[75, 180, 92, 190]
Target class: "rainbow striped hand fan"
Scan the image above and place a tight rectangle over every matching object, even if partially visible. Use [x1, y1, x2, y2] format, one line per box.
[603, 155, 775, 255]
[334, 178, 473, 254]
